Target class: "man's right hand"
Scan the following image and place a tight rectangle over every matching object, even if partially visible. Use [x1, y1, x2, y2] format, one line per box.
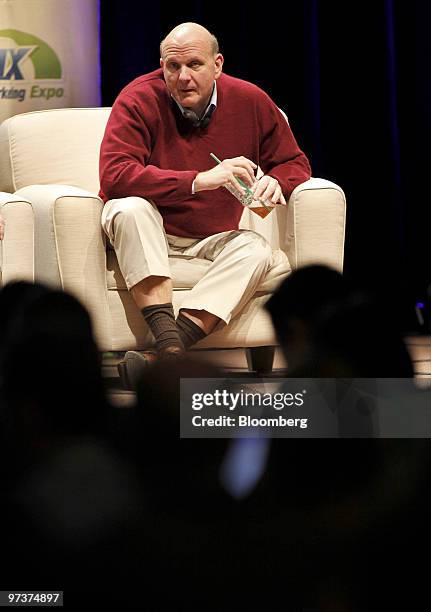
[194, 156, 257, 193]
[0, 213, 5, 240]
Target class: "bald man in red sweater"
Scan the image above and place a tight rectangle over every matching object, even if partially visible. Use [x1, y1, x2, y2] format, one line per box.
[99, 22, 311, 367]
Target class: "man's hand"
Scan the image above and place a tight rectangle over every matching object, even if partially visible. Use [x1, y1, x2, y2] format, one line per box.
[252, 175, 286, 205]
[194, 156, 257, 193]
[0, 213, 5, 240]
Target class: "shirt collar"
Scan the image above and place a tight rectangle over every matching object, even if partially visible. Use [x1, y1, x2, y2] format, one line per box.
[172, 81, 217, 120]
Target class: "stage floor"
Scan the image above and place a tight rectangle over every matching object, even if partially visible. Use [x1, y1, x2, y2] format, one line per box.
[103, 336, 431, 407]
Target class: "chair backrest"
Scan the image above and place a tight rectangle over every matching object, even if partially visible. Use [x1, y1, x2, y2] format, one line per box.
[0, 107, 111, 194]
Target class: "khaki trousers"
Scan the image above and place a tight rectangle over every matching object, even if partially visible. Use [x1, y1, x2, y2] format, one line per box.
[101, 196, 273, 324]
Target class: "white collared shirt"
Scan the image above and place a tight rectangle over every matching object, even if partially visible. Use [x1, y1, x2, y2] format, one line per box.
[172, 81, 218, 123]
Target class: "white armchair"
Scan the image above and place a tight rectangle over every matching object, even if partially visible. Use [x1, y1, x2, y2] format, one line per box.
[0, 108, 346, 371]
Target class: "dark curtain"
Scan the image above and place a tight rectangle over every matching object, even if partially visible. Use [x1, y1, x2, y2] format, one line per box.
[100, 1, 431, 331]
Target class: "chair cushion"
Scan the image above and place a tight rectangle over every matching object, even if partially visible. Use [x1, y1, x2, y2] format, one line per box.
[106, 248, 291, 293]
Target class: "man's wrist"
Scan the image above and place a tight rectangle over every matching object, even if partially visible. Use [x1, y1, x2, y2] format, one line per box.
[193, 172, 206, 193]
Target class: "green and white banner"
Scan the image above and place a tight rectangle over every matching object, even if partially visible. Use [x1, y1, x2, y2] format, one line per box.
[0, 0, 100, 123]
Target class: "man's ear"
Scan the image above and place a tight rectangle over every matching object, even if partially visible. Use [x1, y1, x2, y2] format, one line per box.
[160, 58, 164, 69]
[214, 53, 224, 80]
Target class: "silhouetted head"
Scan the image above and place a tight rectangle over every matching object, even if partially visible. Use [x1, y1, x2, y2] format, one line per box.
[0, 281, 107, 446]
[266, 265, 413, 377]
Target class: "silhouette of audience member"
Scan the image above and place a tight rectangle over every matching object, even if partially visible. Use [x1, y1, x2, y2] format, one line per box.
[259, 266, 430, 608]
[264, 265, 415, 439]
[128, 356, 264, 605]
[0, 282, 109, 461]
[266, 265, 414, 377]
[0, 281, 143, 605]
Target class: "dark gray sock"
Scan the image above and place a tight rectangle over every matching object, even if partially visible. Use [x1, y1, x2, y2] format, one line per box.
[141, 303, 184, 352]
[176, 312, 207, 348]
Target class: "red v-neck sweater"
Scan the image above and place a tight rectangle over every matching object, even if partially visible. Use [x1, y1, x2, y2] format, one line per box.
[99, 69, 311, 238]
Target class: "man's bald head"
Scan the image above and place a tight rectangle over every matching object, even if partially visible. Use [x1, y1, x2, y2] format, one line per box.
[160, 22, 223, 117]
[160, 22, 219, 59]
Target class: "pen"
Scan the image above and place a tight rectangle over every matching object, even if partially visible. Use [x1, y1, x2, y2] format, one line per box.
[209, 152, 271, 212]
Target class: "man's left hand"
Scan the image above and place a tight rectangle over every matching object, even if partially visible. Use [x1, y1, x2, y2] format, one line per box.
[0, 213, 5, 240]
[252, 175, 286, 206]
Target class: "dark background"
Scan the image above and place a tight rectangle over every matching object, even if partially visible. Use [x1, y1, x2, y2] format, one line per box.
[100, 1, 431, 333]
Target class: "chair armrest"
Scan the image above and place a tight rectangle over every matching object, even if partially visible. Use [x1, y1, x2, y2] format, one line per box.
[239, 178, 346, 271]
[284, 178, 346, 271]
[15, 184, 105, 285]
[0, 192, 34, 284]
[14, 184, 110, 346]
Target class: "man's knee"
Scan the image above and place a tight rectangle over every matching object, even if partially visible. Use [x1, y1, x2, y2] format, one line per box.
[236, 230, 273, 266]
[112, 196, 158, 220]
